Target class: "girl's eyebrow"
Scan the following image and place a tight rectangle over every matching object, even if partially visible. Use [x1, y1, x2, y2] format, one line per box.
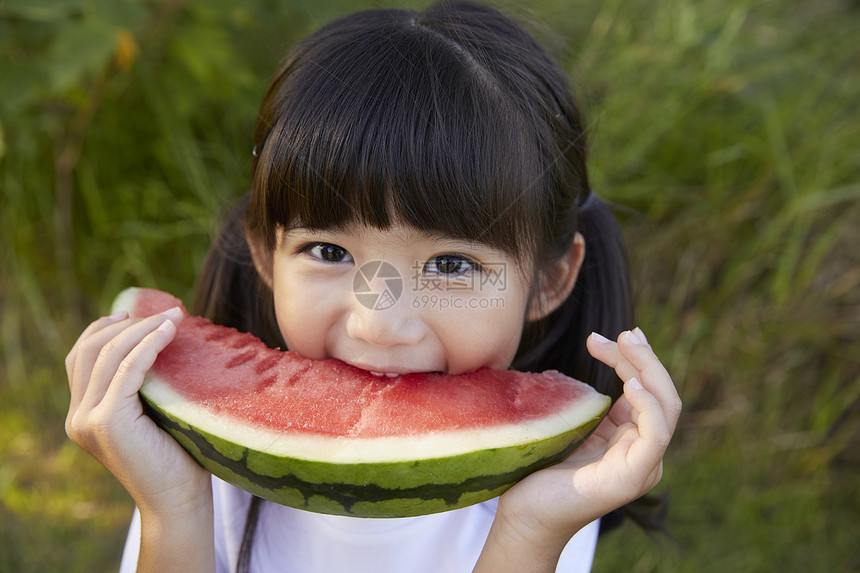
[388, 229, 499, 253]
[281, 227, 333, 238]
[279, 226, 355, 243]
[410, 229, 502, 253]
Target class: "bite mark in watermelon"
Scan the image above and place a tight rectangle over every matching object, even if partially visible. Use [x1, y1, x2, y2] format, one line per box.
[114, 287, 611, 518]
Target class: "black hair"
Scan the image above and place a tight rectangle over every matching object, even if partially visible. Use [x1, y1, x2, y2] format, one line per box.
[192, 2, 661, 569]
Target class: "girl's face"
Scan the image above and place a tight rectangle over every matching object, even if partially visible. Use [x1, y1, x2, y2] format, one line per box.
[263, 222, 541, 375]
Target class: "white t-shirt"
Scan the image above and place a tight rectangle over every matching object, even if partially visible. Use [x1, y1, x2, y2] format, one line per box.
[119, 477, 599, 572]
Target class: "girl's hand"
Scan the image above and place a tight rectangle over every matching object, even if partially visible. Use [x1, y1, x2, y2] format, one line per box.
[476, 328, 681, 571]
[65, 309, 212, 517]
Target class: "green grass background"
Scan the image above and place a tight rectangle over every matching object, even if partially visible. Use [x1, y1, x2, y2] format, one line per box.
[1, 0, 858, 570]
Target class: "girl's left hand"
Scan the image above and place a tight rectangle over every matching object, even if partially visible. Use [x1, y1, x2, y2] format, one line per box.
[485, 328, 681, 565]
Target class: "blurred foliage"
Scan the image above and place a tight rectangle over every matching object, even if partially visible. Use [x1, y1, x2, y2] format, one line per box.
[1, 0, 858, 571]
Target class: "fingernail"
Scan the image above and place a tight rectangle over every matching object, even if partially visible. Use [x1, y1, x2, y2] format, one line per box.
[626, 377, 644, 391]
[632, 327, 648, 345]
[108, 311, 128, 321]
[162, 306, 183, 318]
[624, 329, 645, 345]
[156, 319, 175, 333]
[590, 332, 611, 344]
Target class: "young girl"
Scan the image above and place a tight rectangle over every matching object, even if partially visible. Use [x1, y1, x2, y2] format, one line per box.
[65, 2, 681, 571]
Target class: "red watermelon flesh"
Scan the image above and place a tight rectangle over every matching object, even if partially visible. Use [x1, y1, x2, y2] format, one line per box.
[129, 288, 596, 438]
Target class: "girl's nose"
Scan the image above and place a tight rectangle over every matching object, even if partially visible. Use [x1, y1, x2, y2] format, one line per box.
[346, 286, 424, 347]
[346, 311, 421, 347]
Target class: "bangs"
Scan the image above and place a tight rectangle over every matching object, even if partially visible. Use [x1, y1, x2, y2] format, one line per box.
[249, 9, 563, 260]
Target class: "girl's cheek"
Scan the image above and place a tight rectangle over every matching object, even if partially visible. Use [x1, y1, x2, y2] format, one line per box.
[438, 310, 524, 373]
[276, 288, 348, 360]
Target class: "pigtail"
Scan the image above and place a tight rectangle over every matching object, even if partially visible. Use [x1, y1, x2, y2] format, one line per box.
[567, 195, 634, 400]
[514, 195, 632, 401]
[574, 199, 672, 535]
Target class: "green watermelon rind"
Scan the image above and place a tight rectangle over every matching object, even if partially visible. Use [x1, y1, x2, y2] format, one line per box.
[140, 390, 609, 518]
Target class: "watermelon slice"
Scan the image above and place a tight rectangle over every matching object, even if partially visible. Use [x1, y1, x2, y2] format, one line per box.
[113, 287, 610, 518]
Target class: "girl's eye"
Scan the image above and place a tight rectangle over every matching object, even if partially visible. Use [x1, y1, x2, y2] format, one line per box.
[424, 254, 481, 275]
[305, 242, 352, 263]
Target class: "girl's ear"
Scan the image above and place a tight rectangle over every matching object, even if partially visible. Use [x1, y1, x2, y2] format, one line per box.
[246, 230, 274, 289]
[527, 233, 585, 322]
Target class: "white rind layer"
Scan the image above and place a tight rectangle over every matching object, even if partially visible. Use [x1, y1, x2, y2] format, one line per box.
[141, 375, 610, 464]
[111, 287, 143, 315]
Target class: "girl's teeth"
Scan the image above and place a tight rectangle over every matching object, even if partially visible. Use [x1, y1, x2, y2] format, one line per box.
[370, 371, 399, 377]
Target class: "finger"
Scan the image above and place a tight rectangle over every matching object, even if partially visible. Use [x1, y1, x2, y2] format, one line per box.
[585, 331, 620, 368]
[587, 331, 643, 382]
[566, 420, 616, 465]
[103, 319, 177, 406]
[616, 331, 681, 432]
[68, 315, 146, 411]
[590, 423, 639, 482]
[586, 331, 644, 386]
[590, 406, 625, 443]
[589, 330, 681, 432]
[79, 308, 183, 411]
[561, 418, 634, 469]
[585, 335, 640, 426]
[66, 312, 129, 382]
[623, 378, 672, 479]
[605, 394, 634, 428]
[587, 332, 649, 405]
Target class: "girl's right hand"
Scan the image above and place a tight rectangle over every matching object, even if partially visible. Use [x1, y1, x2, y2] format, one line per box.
[65, 308, 212, 518]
